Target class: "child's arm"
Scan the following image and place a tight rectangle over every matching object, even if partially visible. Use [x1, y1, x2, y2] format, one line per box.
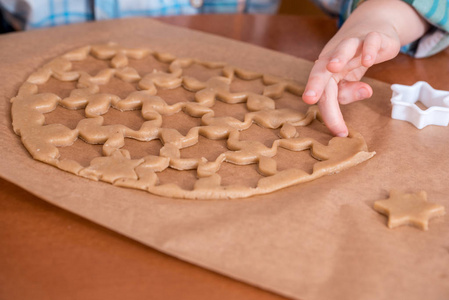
[302, 0, 430, 137]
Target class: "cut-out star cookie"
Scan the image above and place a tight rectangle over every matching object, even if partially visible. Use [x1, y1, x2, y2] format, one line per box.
[374, 190, 445, 230]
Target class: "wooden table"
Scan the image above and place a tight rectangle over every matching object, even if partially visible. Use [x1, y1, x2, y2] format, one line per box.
[1, 14, 448, 300]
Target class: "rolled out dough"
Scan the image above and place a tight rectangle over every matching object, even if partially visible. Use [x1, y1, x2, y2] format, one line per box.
[11, 43, 375, 199]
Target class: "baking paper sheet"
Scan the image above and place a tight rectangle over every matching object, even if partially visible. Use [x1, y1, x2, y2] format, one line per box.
[0, 18, 448, 300]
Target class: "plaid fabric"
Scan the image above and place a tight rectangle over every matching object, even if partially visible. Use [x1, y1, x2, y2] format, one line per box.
[311, 0, 449, 58]
[0, 0, 280, 30]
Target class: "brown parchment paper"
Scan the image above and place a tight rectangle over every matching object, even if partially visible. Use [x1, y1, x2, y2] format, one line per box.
[0, 18, 448, 300]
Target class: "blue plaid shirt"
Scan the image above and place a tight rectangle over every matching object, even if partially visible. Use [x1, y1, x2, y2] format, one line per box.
[2, 0, 448, 57]
[0, 0, 280, 30]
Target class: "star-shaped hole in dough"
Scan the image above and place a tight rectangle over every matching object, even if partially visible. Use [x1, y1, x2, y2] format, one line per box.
[11, 43, 376, 200]
[374, 190, 445, 230]
[182, 61, 224, 82]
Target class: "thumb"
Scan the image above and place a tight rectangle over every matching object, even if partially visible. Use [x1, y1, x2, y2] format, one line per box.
[337, 80, 373, 105]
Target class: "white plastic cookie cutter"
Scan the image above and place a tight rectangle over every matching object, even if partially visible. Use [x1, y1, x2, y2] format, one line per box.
[390, 81, 449, 129]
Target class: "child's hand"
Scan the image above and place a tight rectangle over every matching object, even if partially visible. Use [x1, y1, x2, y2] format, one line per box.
[302, 31, 401, 137]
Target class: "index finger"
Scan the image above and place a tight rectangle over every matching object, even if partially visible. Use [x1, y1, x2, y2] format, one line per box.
[318, 78, 348, 137]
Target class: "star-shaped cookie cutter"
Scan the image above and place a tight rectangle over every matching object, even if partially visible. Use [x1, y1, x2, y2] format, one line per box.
[390, 81, 449, 129]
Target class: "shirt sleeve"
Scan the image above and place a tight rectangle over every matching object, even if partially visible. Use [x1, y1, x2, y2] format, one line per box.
[398, 0, 449, 58]
[308, 0, 346, 17]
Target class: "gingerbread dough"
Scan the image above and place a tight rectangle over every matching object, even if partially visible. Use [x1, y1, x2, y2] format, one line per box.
[374, 190, 446, 230]
[11, 43, 375, 199]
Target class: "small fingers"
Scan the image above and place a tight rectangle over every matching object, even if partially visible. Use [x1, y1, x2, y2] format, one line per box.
[302, 59, 333, 105]
[361, 32, 382, 67]
[318, 78, 348, 137]
[326, 38, 361, 73]
[337, 80, 373, 104]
